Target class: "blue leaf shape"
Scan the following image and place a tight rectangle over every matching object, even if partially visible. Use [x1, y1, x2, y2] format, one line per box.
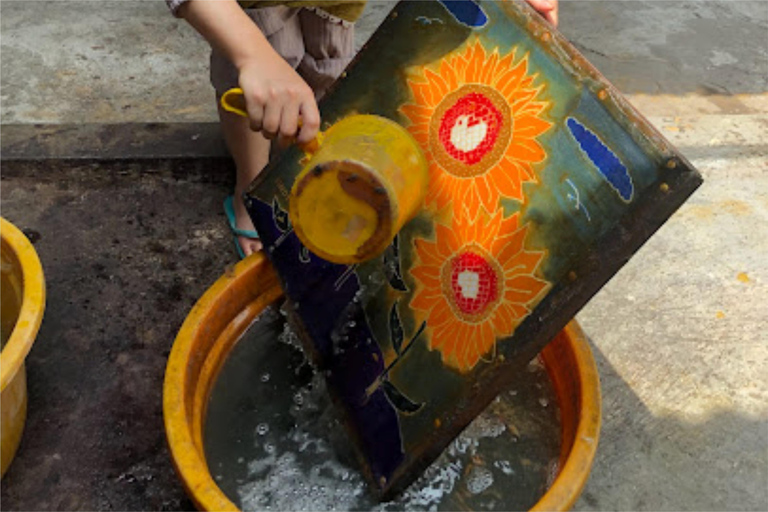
[438, 0, 488, 28]
[567, 117, 634, 202]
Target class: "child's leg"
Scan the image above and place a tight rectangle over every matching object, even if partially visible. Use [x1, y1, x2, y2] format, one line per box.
[217, 103, 270, 255]
[210, 6, 304, 257]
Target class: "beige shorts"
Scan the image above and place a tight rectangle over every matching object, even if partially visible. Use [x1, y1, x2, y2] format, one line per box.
[210, 6, 355, 100]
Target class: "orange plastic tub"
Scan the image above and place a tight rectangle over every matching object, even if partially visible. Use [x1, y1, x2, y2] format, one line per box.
[164, 253, 600, 511]
[1, 218, 46, 477]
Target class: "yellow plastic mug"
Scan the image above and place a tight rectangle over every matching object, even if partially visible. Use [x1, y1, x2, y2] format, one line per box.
[220, 89, 429, 264]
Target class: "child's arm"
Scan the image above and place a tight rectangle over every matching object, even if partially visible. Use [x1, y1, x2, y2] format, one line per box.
[526, 0, 558, 26]
[178, 0, 320, 145]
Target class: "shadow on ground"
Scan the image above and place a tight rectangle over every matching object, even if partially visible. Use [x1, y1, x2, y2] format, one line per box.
[577, 340, 768, 512]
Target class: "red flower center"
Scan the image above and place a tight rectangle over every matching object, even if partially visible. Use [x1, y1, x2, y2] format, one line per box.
[438, 92, 503, 165]
[449, 251, 499, 316]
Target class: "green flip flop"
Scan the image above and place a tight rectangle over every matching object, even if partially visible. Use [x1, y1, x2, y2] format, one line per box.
[224, 195, 260, 259]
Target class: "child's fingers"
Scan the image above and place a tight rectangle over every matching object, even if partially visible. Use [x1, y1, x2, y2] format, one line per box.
[526, 0, 558, 27]
[244, 100, 264, 132]
[549, 8, 558, 27]
[296, 99, 320, 145]
[261, 101, 282, 140]
[279, 100, 300, 140]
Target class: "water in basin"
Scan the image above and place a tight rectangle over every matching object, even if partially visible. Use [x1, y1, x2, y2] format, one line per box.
[204, 306, 561, 511]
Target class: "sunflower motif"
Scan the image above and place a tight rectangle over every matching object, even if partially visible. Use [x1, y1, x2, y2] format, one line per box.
[400, 40, 552, 218]
[409, 207, 550, 373]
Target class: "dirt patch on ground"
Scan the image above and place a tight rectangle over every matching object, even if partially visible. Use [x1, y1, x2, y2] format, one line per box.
[1, 160, 239, 510]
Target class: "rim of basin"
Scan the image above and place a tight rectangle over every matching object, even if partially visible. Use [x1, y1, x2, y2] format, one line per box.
[163, 253, 601, 512]
[0, 217, 46, 391]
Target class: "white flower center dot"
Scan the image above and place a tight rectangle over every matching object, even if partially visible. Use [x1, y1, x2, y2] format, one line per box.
[457, 270, 480, 299]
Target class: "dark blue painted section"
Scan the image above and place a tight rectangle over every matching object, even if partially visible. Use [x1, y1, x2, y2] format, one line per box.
[566, 117, 634, 202]
[245, 196, 405, 484]
[437, 0, 488, 27]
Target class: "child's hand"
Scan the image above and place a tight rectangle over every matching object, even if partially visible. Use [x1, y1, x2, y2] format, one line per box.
[526, 0, 558, 27]
[179, 0, 320, 145]
[237, 54, 321, 146]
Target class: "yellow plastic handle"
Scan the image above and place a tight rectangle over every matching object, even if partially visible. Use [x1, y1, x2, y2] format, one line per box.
[219, 87, 320, 153]
[220, 87, 249, 118]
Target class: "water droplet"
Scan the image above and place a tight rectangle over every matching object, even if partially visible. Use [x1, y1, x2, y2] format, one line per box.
[293, 392, 304, 406]
[264, 442, 275, 454]
[539, 397, 549, 407]
[261, 373, 270, 383]
[465, 466, 493, 494]
[493, 460, 515, 475]
[256, 423, 269, 436]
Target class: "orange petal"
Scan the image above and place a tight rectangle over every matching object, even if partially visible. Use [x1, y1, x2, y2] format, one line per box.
[435, 222, 462, 256]
[492, 51, 517, 87]
[497, 302, 525, 325]
[455, 184, 480, 220]
[454, 323, 475, 371]
[519, 76, 536, 90]
[400, 103, 433, 124]
[451, 54, 469, 79]
[502, 250, 545, 275]
[509, 88, 537, 111]
[516, 100, 547, 117]
[500, 211, 521, 232]
[514, 115, 552, 138]
[410, 287, 441, 311]
[495, 228, 527, 265]
[516, 160, 537, 181]
[505, 274, 549, 303]
[480, 50, 499, 85]
[466, 197, 482, 242]
[434, 321, 459, 362]
[479, 321, 497, 355]
[424, 68, 450, 97]
[464, 338, 482, 371]
[426, 169, 451, 208]
[491, 306, 514, 336]
[410, 264, 441, 287]
[415, 240, 443, 268]
[464, 42, 485, 82]
[489, 163, 524, 200]
[474, 175, 498, 215]
[429, 300, 456, 328]
[503, 286, 541, 305]
[509, 139, 546, 163]
[428, 324, 445, 350]
[409, 79, 434, 105]
[497, 58, 528, 96]
[480, 208, 504, 249]
[506, 302, 531, 322]
[439, 59, 459, 91]
[408, 128, 430, 146]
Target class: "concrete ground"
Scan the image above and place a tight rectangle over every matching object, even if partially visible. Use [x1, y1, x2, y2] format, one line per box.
[1, 1, 767, 510]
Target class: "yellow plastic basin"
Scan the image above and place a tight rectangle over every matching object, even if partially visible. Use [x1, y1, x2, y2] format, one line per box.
[164, 253, 600, 511]
[1, 218, 46, 477]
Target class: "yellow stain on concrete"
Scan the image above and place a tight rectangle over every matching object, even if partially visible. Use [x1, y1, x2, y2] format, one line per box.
[737, 272, 750, 283]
